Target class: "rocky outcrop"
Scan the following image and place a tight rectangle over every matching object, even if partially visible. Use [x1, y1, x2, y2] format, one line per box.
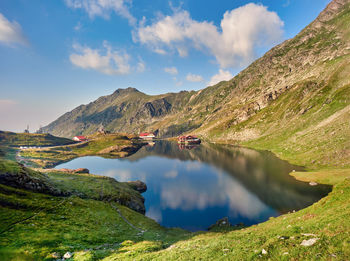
[126, 180, 147, 193]
[0, 163, 68, 196]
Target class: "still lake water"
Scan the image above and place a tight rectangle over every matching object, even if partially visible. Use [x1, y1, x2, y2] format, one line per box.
[56, 141, 330, 231]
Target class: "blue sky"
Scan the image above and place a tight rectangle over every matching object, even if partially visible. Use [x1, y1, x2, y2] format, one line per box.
[0, 0, 331, 132]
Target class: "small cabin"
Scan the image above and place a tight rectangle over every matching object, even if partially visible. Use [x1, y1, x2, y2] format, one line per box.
[73, 136, 88, 142]
[178, 135, 201, 144]
[139, 132, 155, 139]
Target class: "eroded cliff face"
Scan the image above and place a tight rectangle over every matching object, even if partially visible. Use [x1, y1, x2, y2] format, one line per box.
[43, 0, 350, 153]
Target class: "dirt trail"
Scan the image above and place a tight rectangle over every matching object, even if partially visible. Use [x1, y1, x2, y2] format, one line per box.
[110, 204, 144, 232]
[0, 198, 67, 235]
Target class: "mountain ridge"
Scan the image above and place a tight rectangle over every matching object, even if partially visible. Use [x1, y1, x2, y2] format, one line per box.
[42, 0, 350, 168]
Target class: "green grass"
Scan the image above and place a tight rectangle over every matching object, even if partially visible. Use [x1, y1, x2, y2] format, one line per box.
[0, 131, 75, 147]
[19, 134, 144, 168]
[0, 185, 187, 261]
[0, 160, 189, 260]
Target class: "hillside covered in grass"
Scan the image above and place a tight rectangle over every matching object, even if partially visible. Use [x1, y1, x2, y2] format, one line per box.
[1, 0, 350, 260]
[18, 133, 145, 168]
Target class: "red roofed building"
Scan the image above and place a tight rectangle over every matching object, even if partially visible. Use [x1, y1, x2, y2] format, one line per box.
[139, 132, 155, 139]
[73, 136, 88, 142]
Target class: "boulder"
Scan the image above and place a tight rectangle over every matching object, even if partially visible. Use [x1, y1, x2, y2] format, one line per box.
[74, 168, 90, 174]
[301, 238, 318, 246]
[63, 251, 73, 259]
[208, 217, 231, 230]
[126, 180, 147, 193]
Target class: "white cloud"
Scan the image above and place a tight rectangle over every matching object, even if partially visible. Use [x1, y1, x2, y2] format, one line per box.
[0, 13, 27, 46]
[65, 0, 136, 25]
[74, 21, 82, 31]
[70, 42, 130, 75]
[208, 69, 233, 86]
[154, 48, 167, 55]
[172, 77, 183, 87]
[0, 99, 18, 111]
[164, 66, 178, 75]
[134, 3, 284, 68]
[136, 60, 145, 72]
[186, 73, 203, 82]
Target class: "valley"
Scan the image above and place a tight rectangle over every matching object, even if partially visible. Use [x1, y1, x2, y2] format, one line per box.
[0, 0, 350, 260]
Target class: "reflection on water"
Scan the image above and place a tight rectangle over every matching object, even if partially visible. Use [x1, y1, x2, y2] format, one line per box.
[56, 141, 330, 231]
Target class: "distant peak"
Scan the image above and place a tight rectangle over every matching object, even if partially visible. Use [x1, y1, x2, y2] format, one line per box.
[315, 0, 349, 24]
[114, 87, 139, 94]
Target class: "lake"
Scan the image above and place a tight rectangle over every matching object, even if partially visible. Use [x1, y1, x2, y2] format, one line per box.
[56, 141, 330, 231]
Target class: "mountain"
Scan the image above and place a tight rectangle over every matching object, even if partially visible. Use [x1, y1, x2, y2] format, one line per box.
[42, 0, 350, 169]
[41, 87, 196, 138]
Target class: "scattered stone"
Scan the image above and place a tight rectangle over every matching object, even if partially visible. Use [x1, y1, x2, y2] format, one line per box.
[63, 251, 73, 259]
[51, 252, 60, 259]
[301, 238, 318, 246]
[287, 225, 292, 228]
[279, 236, 290, 240]
[283, 252, 289, 255]
[302, 233, 317, 237]
[262, 249, 267, 255]
[309, 181, 318, 186]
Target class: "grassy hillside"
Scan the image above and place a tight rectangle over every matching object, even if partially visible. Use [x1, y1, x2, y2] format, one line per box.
[0, 160, 349, 260]
[1, 0, 350, 260]
[19, 133, 145, 168]
[0, 131, 75, 147]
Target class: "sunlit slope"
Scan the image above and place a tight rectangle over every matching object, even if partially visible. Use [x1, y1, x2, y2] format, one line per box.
[194, 0, 350, 169]
[43, 0, 350, 170]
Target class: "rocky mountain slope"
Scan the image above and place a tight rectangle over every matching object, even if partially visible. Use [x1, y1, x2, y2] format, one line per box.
[42, 0, 350, 168]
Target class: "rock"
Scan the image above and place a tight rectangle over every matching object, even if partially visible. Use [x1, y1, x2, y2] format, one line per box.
[208, 217, 232, 230]
[126, 180, 147, 193]
[63, 251, 73, 259]
[301, 233, 317, 237]
[309, 181, 318, 186]
[300, 238, 318, 246]
[262, 249, 267, 255]
[74, 168, 89, 174]
[51, 252, 60, 259]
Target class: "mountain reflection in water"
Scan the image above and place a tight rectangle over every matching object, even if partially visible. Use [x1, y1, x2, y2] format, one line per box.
[56, 141, 330, 231]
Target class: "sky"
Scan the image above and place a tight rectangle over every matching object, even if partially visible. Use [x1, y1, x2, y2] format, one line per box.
[0, 0, 331, 132]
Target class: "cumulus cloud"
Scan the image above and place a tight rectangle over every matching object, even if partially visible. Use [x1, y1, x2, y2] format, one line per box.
[208, 69, 233, 86]
[134, 3, 284, 68]
[186, 73, 203, 82]
[136, 60, 145, 72]
[65, 0, 136, 25]
[164, 66, 178, 75]
[70, 42, 130, 75]
[0, 99, 18, 111]
[0, 13, 27, 46]
[74, 21, 82, 31]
